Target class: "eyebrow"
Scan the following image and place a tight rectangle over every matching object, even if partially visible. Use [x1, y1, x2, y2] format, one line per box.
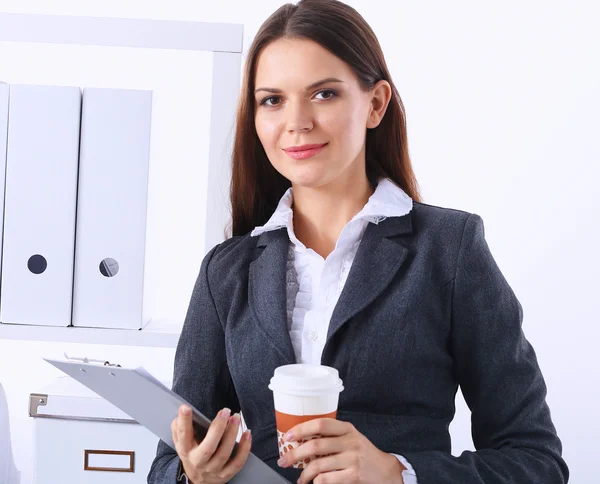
[254, 77, 344, 95]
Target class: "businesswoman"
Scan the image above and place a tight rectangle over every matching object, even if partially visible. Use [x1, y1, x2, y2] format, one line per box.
[149, 1, 568, 483]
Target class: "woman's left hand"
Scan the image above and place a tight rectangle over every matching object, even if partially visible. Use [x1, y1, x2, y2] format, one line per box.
[277, 418, 405, 484]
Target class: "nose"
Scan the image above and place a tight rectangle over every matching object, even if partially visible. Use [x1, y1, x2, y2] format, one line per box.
[286, 100, 313, 133]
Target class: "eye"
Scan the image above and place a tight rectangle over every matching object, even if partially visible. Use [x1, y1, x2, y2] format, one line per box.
[315, 89, 337, 100]
[259, 95, 281, 107]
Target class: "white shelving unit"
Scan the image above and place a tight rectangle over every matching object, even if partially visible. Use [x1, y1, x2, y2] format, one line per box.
[0, 319, 182, 348]
[0, 13, 243, 345]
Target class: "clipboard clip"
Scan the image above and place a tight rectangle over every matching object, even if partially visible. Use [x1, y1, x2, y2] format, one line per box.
[64, 352, 122, 368]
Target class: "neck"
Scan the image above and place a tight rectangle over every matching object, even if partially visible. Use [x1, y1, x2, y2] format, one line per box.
[292, 172, 374, 259]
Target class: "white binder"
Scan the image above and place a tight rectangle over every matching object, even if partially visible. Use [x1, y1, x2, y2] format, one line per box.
[44, 355, 291, 484]
[0, 83, 8, 301]
[72, 88, 152, 330]
[0, 84, 81, 326]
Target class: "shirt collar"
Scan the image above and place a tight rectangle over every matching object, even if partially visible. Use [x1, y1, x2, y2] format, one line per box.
[250, 178, 413, 240]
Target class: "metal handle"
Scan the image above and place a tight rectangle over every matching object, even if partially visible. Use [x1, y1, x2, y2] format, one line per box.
[84, 450, 135, 472]
[29, 393, 48, 417]
[29, 392, 136, 423]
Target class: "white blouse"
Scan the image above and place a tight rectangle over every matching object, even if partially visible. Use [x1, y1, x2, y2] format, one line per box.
[251, 178, 418, 483]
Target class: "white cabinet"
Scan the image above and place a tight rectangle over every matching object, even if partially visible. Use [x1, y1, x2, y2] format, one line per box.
[30, 376, 171, 483]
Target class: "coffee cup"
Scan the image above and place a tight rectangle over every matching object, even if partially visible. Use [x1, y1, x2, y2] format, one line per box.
[268, 364, 344, 469]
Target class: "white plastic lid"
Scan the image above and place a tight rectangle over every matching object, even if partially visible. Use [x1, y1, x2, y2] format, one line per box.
[268, 364, 344, 397]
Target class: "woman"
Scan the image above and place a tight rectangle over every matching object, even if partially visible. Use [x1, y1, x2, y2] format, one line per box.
[148, 1, 568, 483]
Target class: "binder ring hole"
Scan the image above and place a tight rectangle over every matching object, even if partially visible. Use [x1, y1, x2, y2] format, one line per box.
[99, 258, 119, 277]
[28, 255, 47, 274]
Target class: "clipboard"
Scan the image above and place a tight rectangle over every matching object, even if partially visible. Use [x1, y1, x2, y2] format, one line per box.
[44, 355, 291, 484]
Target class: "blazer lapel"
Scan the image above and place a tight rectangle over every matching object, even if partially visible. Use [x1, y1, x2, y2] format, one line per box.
[248, 228, 296, 364]
[325, 213, 413, 347]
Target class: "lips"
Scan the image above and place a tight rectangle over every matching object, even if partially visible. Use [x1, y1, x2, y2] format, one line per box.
[284, 143, 327, 152]
[283, 143, 328, 160]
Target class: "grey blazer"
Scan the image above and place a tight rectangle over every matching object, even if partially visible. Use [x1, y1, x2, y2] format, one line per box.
[148, 202, 568, 483]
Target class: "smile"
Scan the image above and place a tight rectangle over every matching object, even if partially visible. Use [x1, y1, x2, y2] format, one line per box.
[283, 143, 327, 160]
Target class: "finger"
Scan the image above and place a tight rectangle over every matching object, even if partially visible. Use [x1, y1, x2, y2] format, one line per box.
[219, 429, 253, 481]
[312, 468, 355, 484]
[175, 405, 197, 457]
[298, 453, 351, 484]
[171, 417, 179, 446]
[188, 407, 232, 466]
[286, 418, 352, 443]
[279, 436, 345, 469]
[205, 413, 242, 471]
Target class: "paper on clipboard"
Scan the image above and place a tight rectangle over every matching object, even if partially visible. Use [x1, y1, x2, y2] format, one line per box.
[43, 355, 291, 484]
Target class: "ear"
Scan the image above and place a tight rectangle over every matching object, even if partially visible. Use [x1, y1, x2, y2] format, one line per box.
[366, 80, 392, 129]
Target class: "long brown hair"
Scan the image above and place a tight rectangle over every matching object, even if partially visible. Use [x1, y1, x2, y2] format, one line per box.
[229, 0, 421, 237]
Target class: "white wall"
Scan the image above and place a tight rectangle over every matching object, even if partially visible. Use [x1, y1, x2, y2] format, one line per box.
[0, 1, 597, 482]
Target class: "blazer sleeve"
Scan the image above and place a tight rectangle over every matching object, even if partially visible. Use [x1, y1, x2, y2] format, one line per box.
[401, 214, 569, 483]
[147, 244, 241, 483]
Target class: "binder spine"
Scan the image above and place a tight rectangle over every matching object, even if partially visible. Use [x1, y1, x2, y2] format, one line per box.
[72, 88, 152, 330]
[0, 83, 8, 299]
[0, 84, 81, 326]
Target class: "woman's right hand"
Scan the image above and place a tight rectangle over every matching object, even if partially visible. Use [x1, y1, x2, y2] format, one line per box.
[171, 405, 252, 484]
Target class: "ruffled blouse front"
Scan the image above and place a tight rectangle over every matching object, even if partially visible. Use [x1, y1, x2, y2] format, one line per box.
[251, 178, 414, 365]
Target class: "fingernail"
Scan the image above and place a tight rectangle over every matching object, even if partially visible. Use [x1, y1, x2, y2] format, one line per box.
[284, 431, 294, 441]
[220, 408, 231, 420]
[277, 456, 287, 467]
[244, 429, 252, 441]
[181, 406, 191, 415]
[229, 413, 241, 425]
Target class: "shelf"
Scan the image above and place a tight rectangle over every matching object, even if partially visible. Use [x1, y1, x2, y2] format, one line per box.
[0, 13, 239, 352]
[0, 13, 244, 54]
[0, 318, 182, 348]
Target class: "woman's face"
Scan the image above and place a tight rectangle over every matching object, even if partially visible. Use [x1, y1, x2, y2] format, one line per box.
[253, 38, 379, 190]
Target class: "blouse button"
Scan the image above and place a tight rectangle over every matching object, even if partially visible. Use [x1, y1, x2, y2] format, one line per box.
[307, 330, 318, 341]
